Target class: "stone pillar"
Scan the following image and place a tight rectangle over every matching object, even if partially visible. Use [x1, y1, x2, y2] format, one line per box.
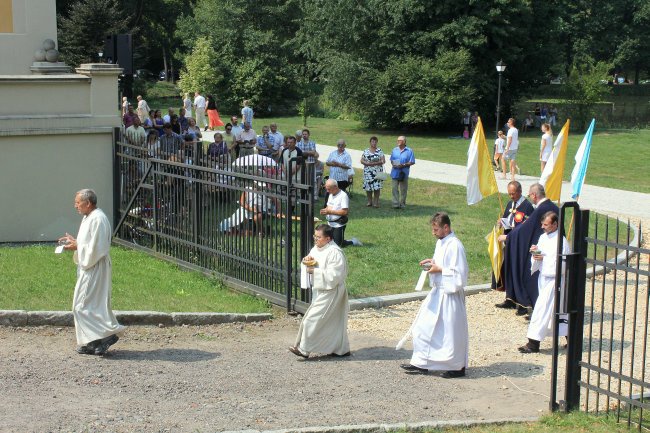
[76, 63, 123, 126]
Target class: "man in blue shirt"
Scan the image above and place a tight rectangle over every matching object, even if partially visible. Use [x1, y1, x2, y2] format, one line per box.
[241, 100, 254, 127]
[326, 139, 353, 193]
[390, 136, 416, 209]
[256, 125, 278, 158]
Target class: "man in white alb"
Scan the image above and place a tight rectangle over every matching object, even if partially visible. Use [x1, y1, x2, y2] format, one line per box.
[289, 224, 350, 358]
[193, 91, 207, 129]
[59, 189, 125, 356]
[518, 211, 570, 353]
[399, 212, 469, 378]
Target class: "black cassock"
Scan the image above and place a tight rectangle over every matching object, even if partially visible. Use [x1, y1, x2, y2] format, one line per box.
[491, 198, 534, 291]
[504, 199, 559, 307]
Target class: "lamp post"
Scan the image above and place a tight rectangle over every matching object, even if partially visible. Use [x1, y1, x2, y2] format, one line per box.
[495, 60, 506, 138]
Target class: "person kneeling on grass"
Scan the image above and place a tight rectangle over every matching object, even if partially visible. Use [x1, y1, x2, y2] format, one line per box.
[320, 179, 362, 248]
[518, 211, 570, 353]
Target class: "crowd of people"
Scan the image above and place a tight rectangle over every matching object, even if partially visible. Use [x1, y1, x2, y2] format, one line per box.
[120, 92, 424, 247]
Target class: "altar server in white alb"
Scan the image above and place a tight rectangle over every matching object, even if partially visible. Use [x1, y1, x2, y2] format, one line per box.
[518, 211, 570, 353]
[289, 224, 350, 358]
[59, 189, 125, 356]
[400, 212, 469, 378]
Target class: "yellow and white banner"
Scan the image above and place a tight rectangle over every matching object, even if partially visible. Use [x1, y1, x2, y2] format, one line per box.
[540, 119, 570, 202]
[466, 117, 498, 205]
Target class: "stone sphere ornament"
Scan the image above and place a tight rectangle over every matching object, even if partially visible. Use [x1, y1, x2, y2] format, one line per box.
[42, 39, 56, 51]
[34, 49, 46, 62]
[45, 49, 60, 62]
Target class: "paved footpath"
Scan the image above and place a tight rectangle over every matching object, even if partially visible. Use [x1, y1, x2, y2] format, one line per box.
[316, 144, 650, 219]
[203, 130, 648, 218]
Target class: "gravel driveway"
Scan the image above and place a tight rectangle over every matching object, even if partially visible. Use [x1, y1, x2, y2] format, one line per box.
[1, 217, 645, 433]
[0, 301, 549, 433]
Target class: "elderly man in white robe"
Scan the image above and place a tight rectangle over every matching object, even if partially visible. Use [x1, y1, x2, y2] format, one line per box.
[289, 224, 350, 358]
[518, 211, 570, 353]
[59, 189, 125, 356]
[399, 212, 469, 378]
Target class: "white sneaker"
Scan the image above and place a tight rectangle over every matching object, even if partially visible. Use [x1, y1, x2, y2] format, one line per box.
[351, 237, 363, 246]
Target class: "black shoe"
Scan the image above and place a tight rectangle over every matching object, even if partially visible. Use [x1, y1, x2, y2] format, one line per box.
[76, 339, 100, 355]
[441, 367, 466, 379]
[518, 340, 540, 353]
[495, 300, 516, 309]
[400, 363, 428, 373]
[516, 306, 528, 316]
[329, 352, 351, 357]
[76, 345, 94, 355]
[94, 334, 119, 356]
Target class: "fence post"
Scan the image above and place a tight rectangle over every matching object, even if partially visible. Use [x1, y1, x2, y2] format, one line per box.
[563, 206, 589, 411]
[285, 159, 295, 312]
[112, 127, 122, 229]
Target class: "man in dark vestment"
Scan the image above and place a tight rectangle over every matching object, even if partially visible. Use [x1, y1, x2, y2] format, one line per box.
[500, 183, 559, 312]
[492, 181, 534, 294]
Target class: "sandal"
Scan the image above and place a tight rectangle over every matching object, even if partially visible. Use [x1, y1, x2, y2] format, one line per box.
[366, 203, 372, 207]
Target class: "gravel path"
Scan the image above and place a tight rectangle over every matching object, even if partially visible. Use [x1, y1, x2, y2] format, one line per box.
[0, 305, 549, 433]
[1, 219, 645, 432]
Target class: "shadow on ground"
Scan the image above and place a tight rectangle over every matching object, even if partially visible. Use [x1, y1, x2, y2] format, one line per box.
[470, 361, 545, 378]
[107, 348, 220, 362]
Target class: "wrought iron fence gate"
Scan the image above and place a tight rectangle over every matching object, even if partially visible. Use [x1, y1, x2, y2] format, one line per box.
[550, 202, 649, 431]
[112, 128, 315, 313]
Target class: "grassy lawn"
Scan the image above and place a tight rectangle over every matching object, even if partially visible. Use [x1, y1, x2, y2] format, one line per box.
[208, 115, 648, 194]
[423, 411, 639, 432]
[1, 176, 626, 308]
[342, 176, 496, 297]
[0, 245, 270, 313]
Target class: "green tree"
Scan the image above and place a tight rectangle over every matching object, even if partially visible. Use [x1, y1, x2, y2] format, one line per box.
[176, 0, 303, 114]
[562, 59, 612, 131]
[178, 37, 224, 97]
[296, 0, 563, 128]
[57, 0, 131, 67]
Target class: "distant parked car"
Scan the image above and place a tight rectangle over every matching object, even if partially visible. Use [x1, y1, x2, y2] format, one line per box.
[135, 69, 155, 80]
[550, 77, 565, 85]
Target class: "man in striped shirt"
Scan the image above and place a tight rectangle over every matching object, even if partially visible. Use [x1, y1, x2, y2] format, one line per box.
[326, 139, 352, 193]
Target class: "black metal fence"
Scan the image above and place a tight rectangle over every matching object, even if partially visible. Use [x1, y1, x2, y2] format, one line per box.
[551, 203, 649, 431]
[112, 128, 315, 312]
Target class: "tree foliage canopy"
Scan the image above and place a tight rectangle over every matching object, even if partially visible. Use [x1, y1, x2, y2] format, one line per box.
[56, 0, 650, 128]
[57, 0, 131, 67]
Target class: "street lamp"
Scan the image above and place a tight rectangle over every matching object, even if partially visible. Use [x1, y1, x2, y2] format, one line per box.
[98, 51, 103, 63]
[495, 60, 506, 138]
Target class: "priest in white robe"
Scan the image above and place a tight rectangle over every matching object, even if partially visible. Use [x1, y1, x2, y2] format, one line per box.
[289, 224, 350, 358]
[59, 189, 125, 356]
[519, 211, 570, 353]
[400, 212, 469, 378]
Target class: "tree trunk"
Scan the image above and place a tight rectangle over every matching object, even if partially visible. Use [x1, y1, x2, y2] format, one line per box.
[162, 45, 168, 82]
[170, 57, 175, 84]
[634, 62, 640, 85]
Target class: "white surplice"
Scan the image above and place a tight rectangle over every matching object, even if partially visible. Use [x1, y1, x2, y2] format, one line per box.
[527, 230, 570, 342]
[294, 240, 349, 355]
[72, 209, 125, 345]
[410, 232, 469, 371]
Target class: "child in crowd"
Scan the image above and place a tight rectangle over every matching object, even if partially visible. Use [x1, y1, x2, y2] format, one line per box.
[494, 131, 506, 178]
